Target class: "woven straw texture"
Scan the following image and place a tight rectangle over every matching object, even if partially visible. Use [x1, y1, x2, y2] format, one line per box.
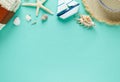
[82, 0, 120, 25]
[101, 0, 120, 10]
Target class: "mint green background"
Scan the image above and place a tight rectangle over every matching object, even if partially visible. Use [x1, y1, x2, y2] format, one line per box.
[0, 0, 120, 82]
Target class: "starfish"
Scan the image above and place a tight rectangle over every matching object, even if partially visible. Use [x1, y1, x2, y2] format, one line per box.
[22, 0, 54, 16]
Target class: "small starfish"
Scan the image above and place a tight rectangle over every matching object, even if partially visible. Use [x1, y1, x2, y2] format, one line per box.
[22, 0, 54, 16]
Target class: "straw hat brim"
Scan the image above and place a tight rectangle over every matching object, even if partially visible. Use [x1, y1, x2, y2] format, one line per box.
[82, 0, 120, 25]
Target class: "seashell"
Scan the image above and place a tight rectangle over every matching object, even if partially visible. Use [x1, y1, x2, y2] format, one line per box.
[26, 14, 32, 21]
[78, 15, 95, 27]
[41, 14, 48, 21]
[13, 17, 21, 26]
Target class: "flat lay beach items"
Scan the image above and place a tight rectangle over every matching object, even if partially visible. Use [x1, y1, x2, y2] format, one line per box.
[13, 17, 21, 26]
[77, 15, 95, 27]
[0, 0, 21, 30]
[25, 14, 32, 22]
[41, 14, 48, 21]
[57, 0, 80, 19]
[22, 0, 54, 16]
[99, 0, 120, 12]
[82, 0, 120, 24]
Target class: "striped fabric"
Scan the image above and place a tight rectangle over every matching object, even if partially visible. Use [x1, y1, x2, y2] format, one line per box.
[0, 0, 21, 30]
[57, 0, 80, 19]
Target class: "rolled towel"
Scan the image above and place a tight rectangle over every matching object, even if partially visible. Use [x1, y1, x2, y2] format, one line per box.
[0, 0, 21, 30]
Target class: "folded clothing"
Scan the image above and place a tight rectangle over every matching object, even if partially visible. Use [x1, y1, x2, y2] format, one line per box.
[57, 0, 80, 19]
[0, 0, 21, 30]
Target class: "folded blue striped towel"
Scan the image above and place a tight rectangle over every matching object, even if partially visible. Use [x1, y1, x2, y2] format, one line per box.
[57, 0, 80, 19]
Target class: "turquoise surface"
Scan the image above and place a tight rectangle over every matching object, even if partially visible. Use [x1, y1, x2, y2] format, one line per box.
[0, 0, 120, 82]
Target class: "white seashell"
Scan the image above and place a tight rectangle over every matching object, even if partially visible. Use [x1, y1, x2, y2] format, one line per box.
[26, 14, 31, 21]
[13, 17, 21, 26]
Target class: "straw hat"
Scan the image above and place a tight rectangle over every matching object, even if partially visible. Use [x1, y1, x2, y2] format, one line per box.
[82, 0, 120, 24]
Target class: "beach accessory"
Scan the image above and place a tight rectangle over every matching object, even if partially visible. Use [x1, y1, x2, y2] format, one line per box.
[41, 14, 48, 21]
[82, 0, 120, 24]
[77, 15, 95, 27]
[22, 0, 54, 16]
[13, 17, 21, 26]
[57, 0, 80, 19]
[0, 0, 21, 30]
[98, 0, 120, 12]
[26, 14, 32, 22]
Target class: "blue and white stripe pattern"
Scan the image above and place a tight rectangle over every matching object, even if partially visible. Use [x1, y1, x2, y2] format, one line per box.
[57, 0, 80, 19]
